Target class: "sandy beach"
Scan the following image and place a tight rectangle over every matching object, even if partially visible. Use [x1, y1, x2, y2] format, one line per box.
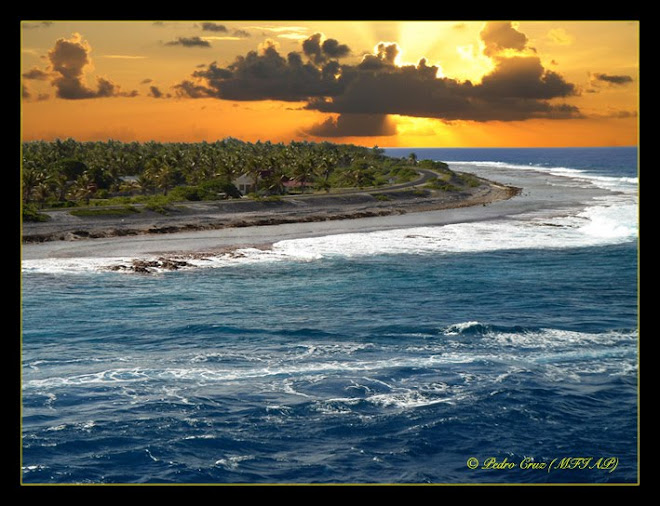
[22, 178, 520, 263]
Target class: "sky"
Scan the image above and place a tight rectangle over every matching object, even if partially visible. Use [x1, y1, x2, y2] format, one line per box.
[20, 20, 639, 147]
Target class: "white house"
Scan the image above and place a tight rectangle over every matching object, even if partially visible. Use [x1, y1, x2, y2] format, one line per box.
[232, 173, 255, 195]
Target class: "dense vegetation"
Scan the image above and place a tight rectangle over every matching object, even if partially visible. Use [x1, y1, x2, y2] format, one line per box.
[22, 138, 426, 220]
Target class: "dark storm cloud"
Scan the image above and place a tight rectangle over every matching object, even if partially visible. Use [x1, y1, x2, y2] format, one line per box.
[322, 38, 350, 58]
[22, 67, 51, 80]
[178, 41, 343, 101]
[173, 79, 212, 98]
[480, 21, 529, 56]
[302, 33, 323, 63]
[149, 85, 163, 98]
[593, 73, 633, 85]
[478, 56, 575, 100]
[358, 42, 399, 70]
[302, 33, 350, 64]
[305, 113, 397, 137]
[307, 55, 578, 122]
[165, 36, 211, 48]
[232, 29, 251, 38]
[175, 30, 580, 125]
[200, 22, 228, 32]
[46, 34, 138, 99]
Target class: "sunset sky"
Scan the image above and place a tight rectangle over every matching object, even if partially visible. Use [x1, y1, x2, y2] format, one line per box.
[21, 20, 639, 147]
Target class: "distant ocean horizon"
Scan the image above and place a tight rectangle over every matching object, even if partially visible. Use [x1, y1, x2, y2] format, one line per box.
[22, 147, 638, 484]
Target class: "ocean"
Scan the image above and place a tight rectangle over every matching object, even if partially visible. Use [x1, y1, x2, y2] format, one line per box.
[21, 147, 639, 484]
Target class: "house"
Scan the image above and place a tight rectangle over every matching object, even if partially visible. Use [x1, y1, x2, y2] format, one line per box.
[232, 170, 275, 195]
[232, 173, 255, 195]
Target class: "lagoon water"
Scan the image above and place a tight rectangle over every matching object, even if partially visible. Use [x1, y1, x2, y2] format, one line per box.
[21, 147, 638, 483]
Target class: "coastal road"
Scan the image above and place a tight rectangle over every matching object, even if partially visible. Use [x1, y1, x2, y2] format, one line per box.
[377, 168, 438, 191]
[278, 168, 439, 200]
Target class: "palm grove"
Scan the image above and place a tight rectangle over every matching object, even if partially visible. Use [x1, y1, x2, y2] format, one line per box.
[22, 138, 428, 221]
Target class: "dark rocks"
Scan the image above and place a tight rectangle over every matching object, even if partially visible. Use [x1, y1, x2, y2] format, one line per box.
[107, 257, 191, 274]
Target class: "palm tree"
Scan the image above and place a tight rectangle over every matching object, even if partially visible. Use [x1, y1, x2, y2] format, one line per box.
[49, 172, 70, 203]
[22, 165, 43, 205]
[33, 181, 52, 209]
[244, 152, 264, 194]
[135, 173, 155, 195]
[316, 153, 337, 193]
[154, 164, 176, 196]
[346, 160, 375, 189]
[292, 153, 316, 193]
[69, 173, 95, 205]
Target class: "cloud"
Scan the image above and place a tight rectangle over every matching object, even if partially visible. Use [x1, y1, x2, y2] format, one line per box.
[165, 36, 211, 48]
[358, 42, 399, 70]
[199, 24, 249, 38]
[46, 33, 138, 99]
[22, 21, 53, 30]
[200, 22, 227, 32]
[22, 83, 49, 101]
[307, 55, 578, 122]
[593, 73, 633, 85]
[610, 110, 637, 118]
[173, 79, 212, 98]
[302, 33, 350, 64]
[278, 33, 309, 41]
[547, 28, 574, 46]
[148, 85, 171, 98]
[478, 56, 575, 100]
[101, 54, 147, 59]
[141, 78, 153, 84]
[22, 67, 51, 80]
[175, 28, 580, 126]
[480, 22, 528, 56]
[177, 40, 343, 101]
[305, 113, 397, 137]
[149, 86, 163, 98]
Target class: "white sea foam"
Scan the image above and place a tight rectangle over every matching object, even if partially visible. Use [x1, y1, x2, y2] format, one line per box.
[214, 455, 253, 470]
[175, 172, 636, 265]
[21, 161, 637, 274]
[21, 256, 139, 274]
[453, 160, 638, 192]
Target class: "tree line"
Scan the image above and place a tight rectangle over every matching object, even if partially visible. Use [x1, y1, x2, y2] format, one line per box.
[22, 138, 420, 214]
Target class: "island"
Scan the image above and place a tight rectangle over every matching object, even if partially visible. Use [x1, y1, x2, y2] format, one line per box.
[22, 138, 520, 271]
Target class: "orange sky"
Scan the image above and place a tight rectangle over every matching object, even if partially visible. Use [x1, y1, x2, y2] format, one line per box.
[21, 20, 639, 147]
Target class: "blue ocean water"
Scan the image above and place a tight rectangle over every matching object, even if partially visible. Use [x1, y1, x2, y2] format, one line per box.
[21, 147, 638, 484]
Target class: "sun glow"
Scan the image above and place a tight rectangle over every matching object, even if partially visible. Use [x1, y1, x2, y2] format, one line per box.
[394, 21, 495, 83]
[21, 20, 639, 148]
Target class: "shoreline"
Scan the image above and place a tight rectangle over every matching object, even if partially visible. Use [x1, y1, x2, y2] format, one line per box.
[23, 182, 519, 244]
[22, 179, 521, 266]
[20, 154, 635, 273]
